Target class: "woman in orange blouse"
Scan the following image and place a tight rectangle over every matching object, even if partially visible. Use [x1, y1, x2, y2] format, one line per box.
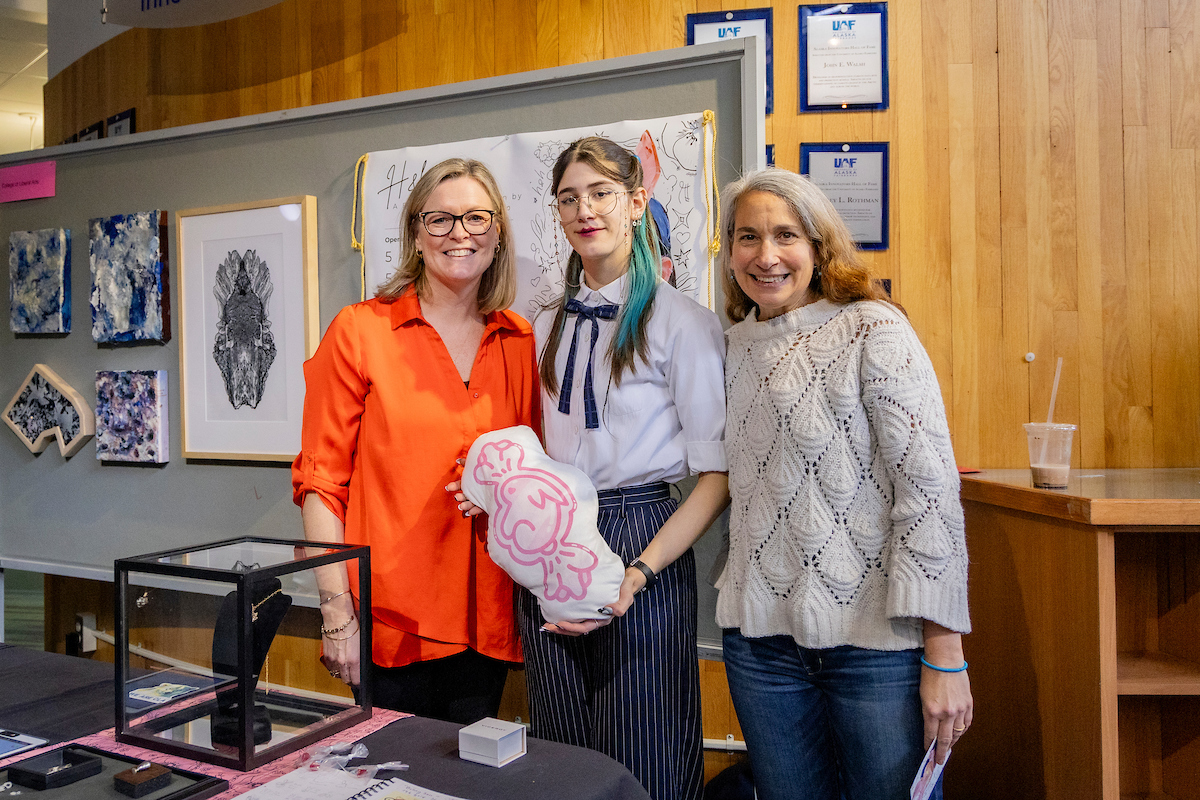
[291, 159, 540, 724]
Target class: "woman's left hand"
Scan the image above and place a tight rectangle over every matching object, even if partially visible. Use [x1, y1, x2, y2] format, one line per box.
[920, 623, 973, 767]
[920, 665, 972, 765]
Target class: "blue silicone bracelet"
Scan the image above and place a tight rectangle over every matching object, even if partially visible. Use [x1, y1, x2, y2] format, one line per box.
[921, 655, 968, 673]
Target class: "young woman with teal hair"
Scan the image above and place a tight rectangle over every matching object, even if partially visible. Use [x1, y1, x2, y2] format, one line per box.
[527, 136, 730, 800]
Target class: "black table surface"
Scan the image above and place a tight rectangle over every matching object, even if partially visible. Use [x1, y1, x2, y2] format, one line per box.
[0, 644, 650, 800]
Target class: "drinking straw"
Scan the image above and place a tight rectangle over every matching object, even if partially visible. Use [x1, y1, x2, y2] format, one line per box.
[1046, 356, 1064, 424]
[1036, 356, 1065, 468]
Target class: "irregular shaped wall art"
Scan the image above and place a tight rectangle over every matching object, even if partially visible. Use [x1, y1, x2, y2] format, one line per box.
[90, 211, 171, 343]
[95, 370, 169, 463]
[3, 364, 95, 457]
[9, 228, 71, 334]
[462, 425, 625, 624]
[212, 249, 276, 409]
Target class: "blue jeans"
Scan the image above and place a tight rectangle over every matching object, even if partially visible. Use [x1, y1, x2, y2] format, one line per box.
[722, 630, 939, 800]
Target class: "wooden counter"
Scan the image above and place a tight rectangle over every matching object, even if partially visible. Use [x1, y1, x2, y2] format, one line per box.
[947, 469, 1200, 800]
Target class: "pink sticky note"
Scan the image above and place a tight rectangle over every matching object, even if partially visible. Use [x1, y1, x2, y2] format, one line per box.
[0, 161, 56, 203]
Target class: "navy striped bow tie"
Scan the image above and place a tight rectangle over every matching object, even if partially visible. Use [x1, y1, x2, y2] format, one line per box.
[559, 297, 620, 429]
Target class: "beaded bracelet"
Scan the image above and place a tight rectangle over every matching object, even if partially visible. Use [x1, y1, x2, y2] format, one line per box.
[320, 589, 350, 606]
[321, 615, 357, 636]
[921, 655, 968, 673]
[324, 620, 360, 641]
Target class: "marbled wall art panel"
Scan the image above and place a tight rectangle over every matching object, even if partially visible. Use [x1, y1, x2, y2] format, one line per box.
[95, 370, 169, 463]
[90, 211, 171, 343]
[3, 365, 95, 457]
[9, 228, 71, 333]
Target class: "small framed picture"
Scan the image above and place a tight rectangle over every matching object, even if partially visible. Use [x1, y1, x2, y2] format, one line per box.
[688, 8, 773, 115]
[175, 197, 319, 461]
[107, 108, 136, 137]
[801, 142, 889, 250]
[77, 120, 105, 141]
[798, 3, 889, 112]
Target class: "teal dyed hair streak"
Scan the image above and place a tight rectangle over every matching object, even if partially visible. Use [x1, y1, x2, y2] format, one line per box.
[616, 214, 661, 351]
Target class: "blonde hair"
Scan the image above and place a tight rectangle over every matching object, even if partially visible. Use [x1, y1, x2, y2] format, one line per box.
[720, 168, 896, 323]
[375, 158, 516, 313]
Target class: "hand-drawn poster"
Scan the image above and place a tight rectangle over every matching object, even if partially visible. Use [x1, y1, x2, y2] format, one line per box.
[360, 113, 714, 319]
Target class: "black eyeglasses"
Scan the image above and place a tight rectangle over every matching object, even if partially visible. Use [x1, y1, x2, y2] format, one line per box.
[419, 209, 496, 236]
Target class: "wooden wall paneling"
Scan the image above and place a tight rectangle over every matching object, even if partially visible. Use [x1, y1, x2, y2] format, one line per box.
[1122, 120, 1155, 467]
[494, 0, 532, 77]
[237, 13, 268, 119]
[289, 0, 312, 110]
[310, 1, 345, 106]
[534, 0, 561, 70]
[893, 0, 927, 322]
[1022, 0, 1056, 431]
[362, 0, 399, 100]
[397, 0, 426, 93]
[1125, 0, 1149, 125]
[555, 0, 604, 66]
[1170, 0, 1198, 148]
[1073, 40, 1107, 468]
[1147, 27, 1176, 467]
[949, 62, 981, 467]
[342, 0, 364, 103]
[1165, 147, 1200, 465]
[996, 0, 1036, 468]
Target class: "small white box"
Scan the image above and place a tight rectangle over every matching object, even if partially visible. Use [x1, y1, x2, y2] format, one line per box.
[458, 717, 527, 767]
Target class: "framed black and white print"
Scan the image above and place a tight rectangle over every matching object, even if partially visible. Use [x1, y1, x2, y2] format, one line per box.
[688, 8, 774, 115]
[176, 196, 319, 461]
[799, 3, 889, 112]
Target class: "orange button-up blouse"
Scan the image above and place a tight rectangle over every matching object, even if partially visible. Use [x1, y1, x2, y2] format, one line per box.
[291, 288, 540, 668]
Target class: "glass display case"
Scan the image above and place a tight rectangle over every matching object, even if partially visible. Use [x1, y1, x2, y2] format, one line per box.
[114, 536, 371, 771]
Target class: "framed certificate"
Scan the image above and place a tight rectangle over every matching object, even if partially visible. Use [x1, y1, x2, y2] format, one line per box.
[688, 8, 774, 115]
[799, 3, 889, 112]
[801, 142, 889, 250]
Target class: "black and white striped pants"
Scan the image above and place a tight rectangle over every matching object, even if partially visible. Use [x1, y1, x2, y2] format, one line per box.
[519, 482, 704, 800]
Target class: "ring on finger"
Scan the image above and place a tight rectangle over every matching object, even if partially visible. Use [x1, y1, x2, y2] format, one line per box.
[953, 726, 966, 733]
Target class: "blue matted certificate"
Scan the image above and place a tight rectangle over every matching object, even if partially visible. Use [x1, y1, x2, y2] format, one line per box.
[801, 142, 889, 250]
[688, 8, 774, 115]
[799, 3, 889, 112]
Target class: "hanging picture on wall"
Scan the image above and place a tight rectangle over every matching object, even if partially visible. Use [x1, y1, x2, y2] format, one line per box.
[175, 196, 318, 461]
[90, 210, 171, 343]
[95, 370, 169, 463]
[798, 3, 889, 112]
[3, 364, 95, 457]
[359, 112, 719, 317]
[9, 228, 71, 334]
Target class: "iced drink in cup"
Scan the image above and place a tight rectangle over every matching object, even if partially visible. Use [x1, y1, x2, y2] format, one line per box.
[1023, 422, 1076, 489]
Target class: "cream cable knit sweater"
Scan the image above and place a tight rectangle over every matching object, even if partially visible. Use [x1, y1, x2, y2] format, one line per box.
[716, 299, 970, 651]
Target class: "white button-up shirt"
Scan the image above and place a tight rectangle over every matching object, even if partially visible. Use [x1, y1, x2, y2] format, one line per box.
[535, 274, 728, 490]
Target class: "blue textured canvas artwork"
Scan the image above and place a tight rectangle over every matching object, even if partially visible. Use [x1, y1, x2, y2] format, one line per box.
[9, 228, 71, 333]
[95, 369, 169, 463]
[90, 211, 171, 343]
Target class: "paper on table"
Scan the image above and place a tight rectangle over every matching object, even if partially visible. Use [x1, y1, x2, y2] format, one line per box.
[347, 777, 471, 800]
[231, 768, 377, 800]
[909, 740, 948, 800]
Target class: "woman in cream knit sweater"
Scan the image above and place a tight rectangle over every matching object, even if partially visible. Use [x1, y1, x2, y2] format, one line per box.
[716, 168, 972, 800]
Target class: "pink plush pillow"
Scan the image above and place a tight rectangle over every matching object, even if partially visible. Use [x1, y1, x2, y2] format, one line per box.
[462, 426, 624, 623]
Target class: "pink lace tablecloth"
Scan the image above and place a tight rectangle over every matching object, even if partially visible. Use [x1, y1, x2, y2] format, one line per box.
[0, 708, 409, 799]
